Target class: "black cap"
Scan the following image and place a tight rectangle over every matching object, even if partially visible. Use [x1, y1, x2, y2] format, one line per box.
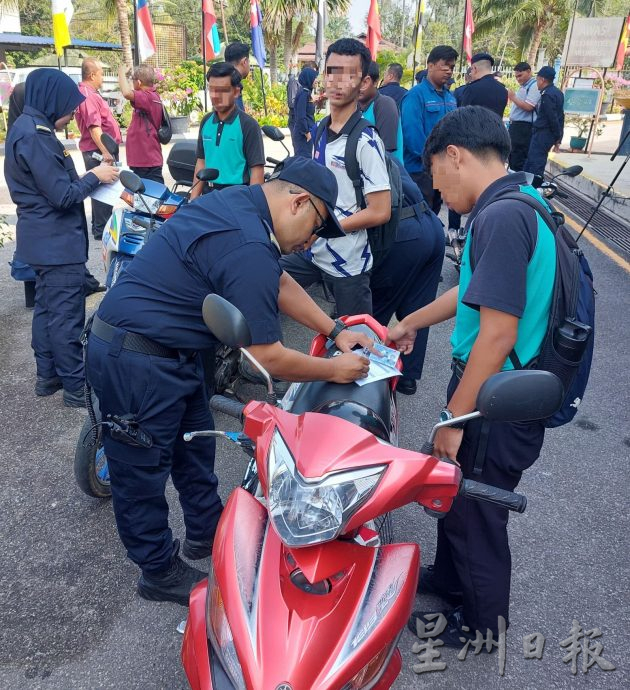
[537, 66, 556, 81]
[471, 52, 495, 66]
[268, 156, 345, 239]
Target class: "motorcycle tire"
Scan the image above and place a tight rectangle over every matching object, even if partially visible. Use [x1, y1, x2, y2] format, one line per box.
[105, 253, 132, 289]
[74, 399, 111, 499]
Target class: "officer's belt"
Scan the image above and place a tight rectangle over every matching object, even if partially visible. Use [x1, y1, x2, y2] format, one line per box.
[399, 199, 429, 221]
[92, 315, 180, 359]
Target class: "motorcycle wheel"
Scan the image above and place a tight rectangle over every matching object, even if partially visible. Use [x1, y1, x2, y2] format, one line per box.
[74, 400, 111, 498]
[105, 253, 132, 289]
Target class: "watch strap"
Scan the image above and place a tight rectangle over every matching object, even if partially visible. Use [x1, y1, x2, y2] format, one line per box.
[327, 318, 347, 341]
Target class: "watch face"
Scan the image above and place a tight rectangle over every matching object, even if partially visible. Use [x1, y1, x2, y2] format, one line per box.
[439, 410, 450, 423]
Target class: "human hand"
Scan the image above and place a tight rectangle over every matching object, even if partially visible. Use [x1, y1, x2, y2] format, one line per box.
[507, 89, 515, 101]
[101, 152, 115, 165]
[306, 131, 312, 142]
[387, 322, 417, 355]
[92, 164, 120, 184]
[334, 329, 378, 355]
[433, 427, 463, 466]
[330, 352, 370, 383]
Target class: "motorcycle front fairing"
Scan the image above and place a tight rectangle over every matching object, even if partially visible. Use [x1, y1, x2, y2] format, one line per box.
[182, 488, 419, 690]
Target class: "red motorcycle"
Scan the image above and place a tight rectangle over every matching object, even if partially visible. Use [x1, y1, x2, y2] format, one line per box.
[181, 295, 563, 690]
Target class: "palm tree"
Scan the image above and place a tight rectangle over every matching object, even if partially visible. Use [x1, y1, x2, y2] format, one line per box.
[104, 0, 133, 68]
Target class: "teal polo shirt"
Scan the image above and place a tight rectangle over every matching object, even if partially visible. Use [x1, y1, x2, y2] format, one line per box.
[451, 173, 556, 369]
[196, 108, 265, 186]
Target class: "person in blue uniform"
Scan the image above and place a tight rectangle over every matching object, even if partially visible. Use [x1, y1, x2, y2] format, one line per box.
[85, 157, 374, 606]
[4, 69, 119, 407]
[371, 160, 444, 395]
[524, 66, 564, 177]
[378, 63, 407, 107]
[289, 66, 317, 158]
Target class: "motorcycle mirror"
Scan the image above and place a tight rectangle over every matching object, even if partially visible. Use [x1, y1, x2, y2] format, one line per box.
[196, 168, 219, 182]
[530, 174, 545, 189]
[476, 370, 564, 423]
[561, 165, 583, 177]
[100, 132, 119, 160]
[202, 294, 252, 349]
[120, 170, 145, 195]
[261, 125, 285, 142]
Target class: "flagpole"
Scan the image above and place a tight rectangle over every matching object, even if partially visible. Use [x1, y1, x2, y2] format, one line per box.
[412, 0, 422, 79]
[259, 66, 268, 116]
[133, 0, 139, 67]
[219, 0, 229, 43]
[202, 1, 208, 111]
[459, 3, 467, 75]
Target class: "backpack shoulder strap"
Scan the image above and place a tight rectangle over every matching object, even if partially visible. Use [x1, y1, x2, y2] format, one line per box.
[313, 115, 330, 151]
[344, 112, 375, 210]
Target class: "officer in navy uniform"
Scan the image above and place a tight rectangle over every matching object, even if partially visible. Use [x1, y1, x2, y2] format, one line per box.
[86, 157, 374, 606]
[4, 69, 119, 407]
[371, 160, 444, 395]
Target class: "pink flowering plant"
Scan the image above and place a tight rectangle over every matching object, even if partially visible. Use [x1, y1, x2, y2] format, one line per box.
[155, 61, 205, 117]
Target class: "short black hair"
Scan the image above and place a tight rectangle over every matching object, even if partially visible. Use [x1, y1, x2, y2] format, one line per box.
[427, 45, 459, 65]
[206, 61, 242, 87]
[224, 42, 250, 64]
[471, 52, 495, 66]
[386, 63, 403, 81]
[415, 68, 427, 83]
[514, 61, 531, 72]
[326, 38, 372, 78]
[367, 61, 380, 82]
[423, 106, 511, 171]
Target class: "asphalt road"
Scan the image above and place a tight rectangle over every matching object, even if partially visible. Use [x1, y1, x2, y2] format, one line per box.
[0, 164, 628, 689]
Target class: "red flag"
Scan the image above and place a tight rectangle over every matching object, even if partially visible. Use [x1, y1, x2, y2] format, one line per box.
[202, 0, 221, 60]
[615, 15, 630, 70]
[367, 0, 381, 60]
[463, 0, 475, 65]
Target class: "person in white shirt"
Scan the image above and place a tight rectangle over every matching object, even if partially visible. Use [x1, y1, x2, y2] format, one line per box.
[280, 38, 391, 316]
[507, 62, 541, 171]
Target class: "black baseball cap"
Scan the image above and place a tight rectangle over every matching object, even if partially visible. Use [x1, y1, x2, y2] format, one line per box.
[537, 66, 556, 81]
[268, 156, 345, 239]
[471, 52, 495, 66]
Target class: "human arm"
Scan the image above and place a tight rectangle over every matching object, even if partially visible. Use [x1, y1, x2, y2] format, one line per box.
[373, 95, 399, 152]
[118, 65, 135, 102]
[507, 90, 535, 111]
[189, 158, 207, 200]
[242, 114, 265, 183]
[293, 90, 310, 137]
[539, 93, 563, 141]
[340, 190, 391, 232]
[401, 90, 428, 169]
[249, 165, 264, 185]
[76, 96, 115, 163]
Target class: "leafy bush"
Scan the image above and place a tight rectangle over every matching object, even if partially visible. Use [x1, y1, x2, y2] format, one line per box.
[242, 73, 289, 127]
[113, 101, 132, 130]
[156, 61, 205, 117]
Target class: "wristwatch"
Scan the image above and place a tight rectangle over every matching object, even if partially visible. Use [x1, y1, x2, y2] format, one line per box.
[327, 318, 348, 341]
[440, 407, 466, 430]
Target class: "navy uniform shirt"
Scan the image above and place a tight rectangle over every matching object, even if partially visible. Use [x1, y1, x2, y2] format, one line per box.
[4, 105, 100, 266]
[378, 82, 407, 107]
[461, 74, 508, 119]
[97, 185, 283, 350]
[532, 84, 564, 141]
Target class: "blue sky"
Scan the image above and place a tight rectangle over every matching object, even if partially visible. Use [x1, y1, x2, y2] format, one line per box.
[349, 0, 370, 34]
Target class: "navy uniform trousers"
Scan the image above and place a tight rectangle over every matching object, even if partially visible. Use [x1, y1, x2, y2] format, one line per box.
[524, 130, 556, 178]
[31, 262, 86, 392]
[86, 331, 223, 574]
[371, 209, 445, 381]
[432, 372, 545, 635]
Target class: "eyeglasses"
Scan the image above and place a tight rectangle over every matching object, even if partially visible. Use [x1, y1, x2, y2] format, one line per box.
[289, 191, 328, 237]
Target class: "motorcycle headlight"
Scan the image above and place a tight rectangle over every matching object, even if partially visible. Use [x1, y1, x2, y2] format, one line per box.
[267, 430, 385, 547]
[206, 564, 247, 690]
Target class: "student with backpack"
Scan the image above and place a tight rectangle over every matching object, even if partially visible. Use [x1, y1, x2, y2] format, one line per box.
[280, 38, 391, 317]
[288, 66, 318, 158]
[118, 64, 165, 183]
[389, 105, 594, 648]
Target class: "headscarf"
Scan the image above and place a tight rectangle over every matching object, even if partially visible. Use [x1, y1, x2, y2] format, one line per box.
[298, 67, 318, 92]
[24, 68, 85, 124]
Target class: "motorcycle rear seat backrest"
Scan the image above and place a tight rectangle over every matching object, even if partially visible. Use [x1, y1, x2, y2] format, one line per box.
[166, 141, 198, 186]
[288, 324, 392, 441]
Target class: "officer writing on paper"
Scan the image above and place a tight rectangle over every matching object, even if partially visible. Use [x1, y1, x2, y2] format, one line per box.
[85, 157, 374, 605]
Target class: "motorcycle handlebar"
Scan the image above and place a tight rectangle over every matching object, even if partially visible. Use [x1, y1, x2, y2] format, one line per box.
[266, 156, 283, 166]
[210, 395, 246, 420]
[460, 479, 527, 513]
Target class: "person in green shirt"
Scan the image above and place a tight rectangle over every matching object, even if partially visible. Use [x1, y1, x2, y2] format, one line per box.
[190, 62, 264, 199]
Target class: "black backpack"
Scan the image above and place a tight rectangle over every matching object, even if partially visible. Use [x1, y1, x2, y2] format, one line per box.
[314, 111, 402, 269]
[287, 75, 300, 110]
[157, 103, 172, 145]
[478, 191, 595, 428]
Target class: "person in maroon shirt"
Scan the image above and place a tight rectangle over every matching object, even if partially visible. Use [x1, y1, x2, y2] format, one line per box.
[118, 63, 164, 183]
[75, 57, 122, 240]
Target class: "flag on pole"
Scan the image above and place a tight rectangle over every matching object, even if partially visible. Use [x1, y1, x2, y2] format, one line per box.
[315, 0, 325, 68]
[367, 0, 382, 60]
[202, 0, 221, 60]
[136, 0, 157, 62]
[250, 0, 266, 68]
[51, 0, 73, 57]
[463, 0, 475, 65]
[414, 0, 426, 60]
[615, 15, 630, 70]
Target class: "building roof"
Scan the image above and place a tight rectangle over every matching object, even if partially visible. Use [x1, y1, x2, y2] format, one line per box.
[0, 33, 122, 51]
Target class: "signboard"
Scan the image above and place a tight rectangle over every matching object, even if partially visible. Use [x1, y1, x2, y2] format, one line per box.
[563, 88, 602, 116]
[562, 17, 626, 67]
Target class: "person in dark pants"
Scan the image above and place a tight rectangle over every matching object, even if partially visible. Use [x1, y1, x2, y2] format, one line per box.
[401, 45, 458, 214]
[75, 57, 123, 240]
[117, 63, 164, 183]
[371, 160, 444, 395]
[461, 53, 508, 119]
[524, 66, 564, 177]
[507, 62, 541, 171]
[289, 66, 317, 158]
[4, 69, 119, 406]
[378, 62, 408, 107]
[86, 157, 374, 606]
[390, 106, 556, 646]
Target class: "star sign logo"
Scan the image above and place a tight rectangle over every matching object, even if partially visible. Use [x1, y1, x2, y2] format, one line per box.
[276, 684, 292, 690]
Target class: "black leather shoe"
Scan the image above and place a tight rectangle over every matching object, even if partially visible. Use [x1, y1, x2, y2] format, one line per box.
[408, 606, 477, 648]
[63, 388, 86, 408]
[85, 283, 106, 296]
[138, 541, 206, 606]
[417, 565, 463, 605]
[92, 232, 103, 241]
[35, 376, 63, 397]
[397, 376, 417, 396]
[182, 537, 214, 560]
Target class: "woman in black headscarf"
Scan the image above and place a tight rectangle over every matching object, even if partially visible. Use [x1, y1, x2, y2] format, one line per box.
[4, 68, 119, 407]
[290, 66, 318, 158]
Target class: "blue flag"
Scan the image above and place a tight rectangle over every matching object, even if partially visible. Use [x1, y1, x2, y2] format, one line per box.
[250, 0, 266, 67]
